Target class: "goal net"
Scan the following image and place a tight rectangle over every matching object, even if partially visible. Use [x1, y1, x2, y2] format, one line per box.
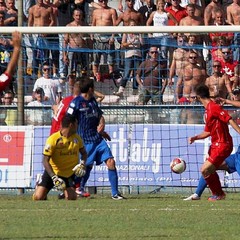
[0, 26, 240, 194]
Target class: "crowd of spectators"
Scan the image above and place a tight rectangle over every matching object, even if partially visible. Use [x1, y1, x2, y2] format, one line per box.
[0, 0, 240, 125]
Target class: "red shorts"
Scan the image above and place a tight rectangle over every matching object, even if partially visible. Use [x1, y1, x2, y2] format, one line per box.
[207, 143, 233, 168]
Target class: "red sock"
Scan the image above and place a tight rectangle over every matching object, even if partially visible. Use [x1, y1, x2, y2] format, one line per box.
[204, 172, 224, 196]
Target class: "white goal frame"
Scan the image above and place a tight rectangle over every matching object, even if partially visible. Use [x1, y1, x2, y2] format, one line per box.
[0, 25, 239, 34]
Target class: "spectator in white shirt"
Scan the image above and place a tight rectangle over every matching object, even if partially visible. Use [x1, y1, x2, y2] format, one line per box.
[32, 62, 62, 105]
[26, 87, 52, 125]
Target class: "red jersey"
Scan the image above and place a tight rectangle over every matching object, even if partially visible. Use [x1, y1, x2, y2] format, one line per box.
[217, 59, 238, 78]
[209, 32, 234, 49]
[50, 96, 74, 135]
[204, 101, 232, 146]
[0, 72, 11, 92]
[165, 6, 187, 25]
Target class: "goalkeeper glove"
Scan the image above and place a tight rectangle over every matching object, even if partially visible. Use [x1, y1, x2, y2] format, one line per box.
[51, 175, 66, 191]
[72, 160, 86, 177]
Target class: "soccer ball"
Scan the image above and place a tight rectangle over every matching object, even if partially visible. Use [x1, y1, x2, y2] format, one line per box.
[170, 158, 186, 174]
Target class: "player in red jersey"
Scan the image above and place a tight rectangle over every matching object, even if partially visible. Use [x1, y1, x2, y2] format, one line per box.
[0, 31, 21, 93]
[50, 78, 105, 135]
[50, 80, 80, 135]
[188, 84, 240, 201]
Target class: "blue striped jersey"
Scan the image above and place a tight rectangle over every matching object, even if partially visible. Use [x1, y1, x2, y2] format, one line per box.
[67, 95, 103, 144]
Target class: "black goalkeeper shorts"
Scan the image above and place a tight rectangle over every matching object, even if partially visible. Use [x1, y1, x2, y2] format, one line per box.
[38, 170, 75, 190]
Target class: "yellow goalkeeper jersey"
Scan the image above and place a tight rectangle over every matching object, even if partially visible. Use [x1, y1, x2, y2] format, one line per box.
[43, 131, 84, 178]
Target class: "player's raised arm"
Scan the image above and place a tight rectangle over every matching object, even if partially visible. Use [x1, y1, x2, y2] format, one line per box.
[0, 31, 21, 92]
[6, 31, 21, 77]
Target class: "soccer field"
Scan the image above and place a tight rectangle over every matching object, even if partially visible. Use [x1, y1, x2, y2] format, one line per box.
[0, 191, 240, 240]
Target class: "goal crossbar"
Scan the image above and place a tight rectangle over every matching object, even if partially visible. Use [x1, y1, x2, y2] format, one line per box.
[1, 25, 239, 34]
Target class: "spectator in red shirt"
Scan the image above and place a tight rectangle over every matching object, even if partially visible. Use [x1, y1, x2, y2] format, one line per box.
[165, 0, 187, 26]
[217, 47, 240, 90]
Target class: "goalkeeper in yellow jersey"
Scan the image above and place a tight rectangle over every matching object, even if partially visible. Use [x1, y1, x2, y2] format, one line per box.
[33, 115, 87, 200]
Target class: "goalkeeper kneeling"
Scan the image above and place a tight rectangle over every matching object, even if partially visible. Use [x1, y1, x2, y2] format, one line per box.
[33, 115, 87, 200]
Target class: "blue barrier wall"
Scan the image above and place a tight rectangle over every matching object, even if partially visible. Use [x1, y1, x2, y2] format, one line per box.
[31, 124, 240, 188]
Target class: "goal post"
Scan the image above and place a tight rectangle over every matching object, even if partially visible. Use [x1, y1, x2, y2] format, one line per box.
[0, 25, 239, 34]
[1, 26, 240, 194]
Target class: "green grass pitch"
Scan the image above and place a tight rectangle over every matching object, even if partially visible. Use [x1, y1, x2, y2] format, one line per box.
[0, 191, 240, 240]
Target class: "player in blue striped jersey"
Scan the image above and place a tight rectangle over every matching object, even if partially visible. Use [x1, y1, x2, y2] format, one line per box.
[67, 76, 125, 200]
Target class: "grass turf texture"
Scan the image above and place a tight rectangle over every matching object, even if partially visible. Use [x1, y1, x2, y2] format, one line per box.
[0, 193, 239, 240]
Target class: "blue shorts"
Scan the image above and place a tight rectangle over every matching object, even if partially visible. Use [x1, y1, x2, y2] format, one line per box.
[225, 146, 240, 175]
[85, 139, 113, 166]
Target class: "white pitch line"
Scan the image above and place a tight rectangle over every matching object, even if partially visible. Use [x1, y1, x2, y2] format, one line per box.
[0, 208, 238, 212]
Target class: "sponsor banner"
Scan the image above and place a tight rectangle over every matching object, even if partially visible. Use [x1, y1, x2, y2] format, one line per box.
[31, 127, 50, 187]
[0, 126, 32, 188]
[32, 125, 240, 188]
[89, 125, 205, 187]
